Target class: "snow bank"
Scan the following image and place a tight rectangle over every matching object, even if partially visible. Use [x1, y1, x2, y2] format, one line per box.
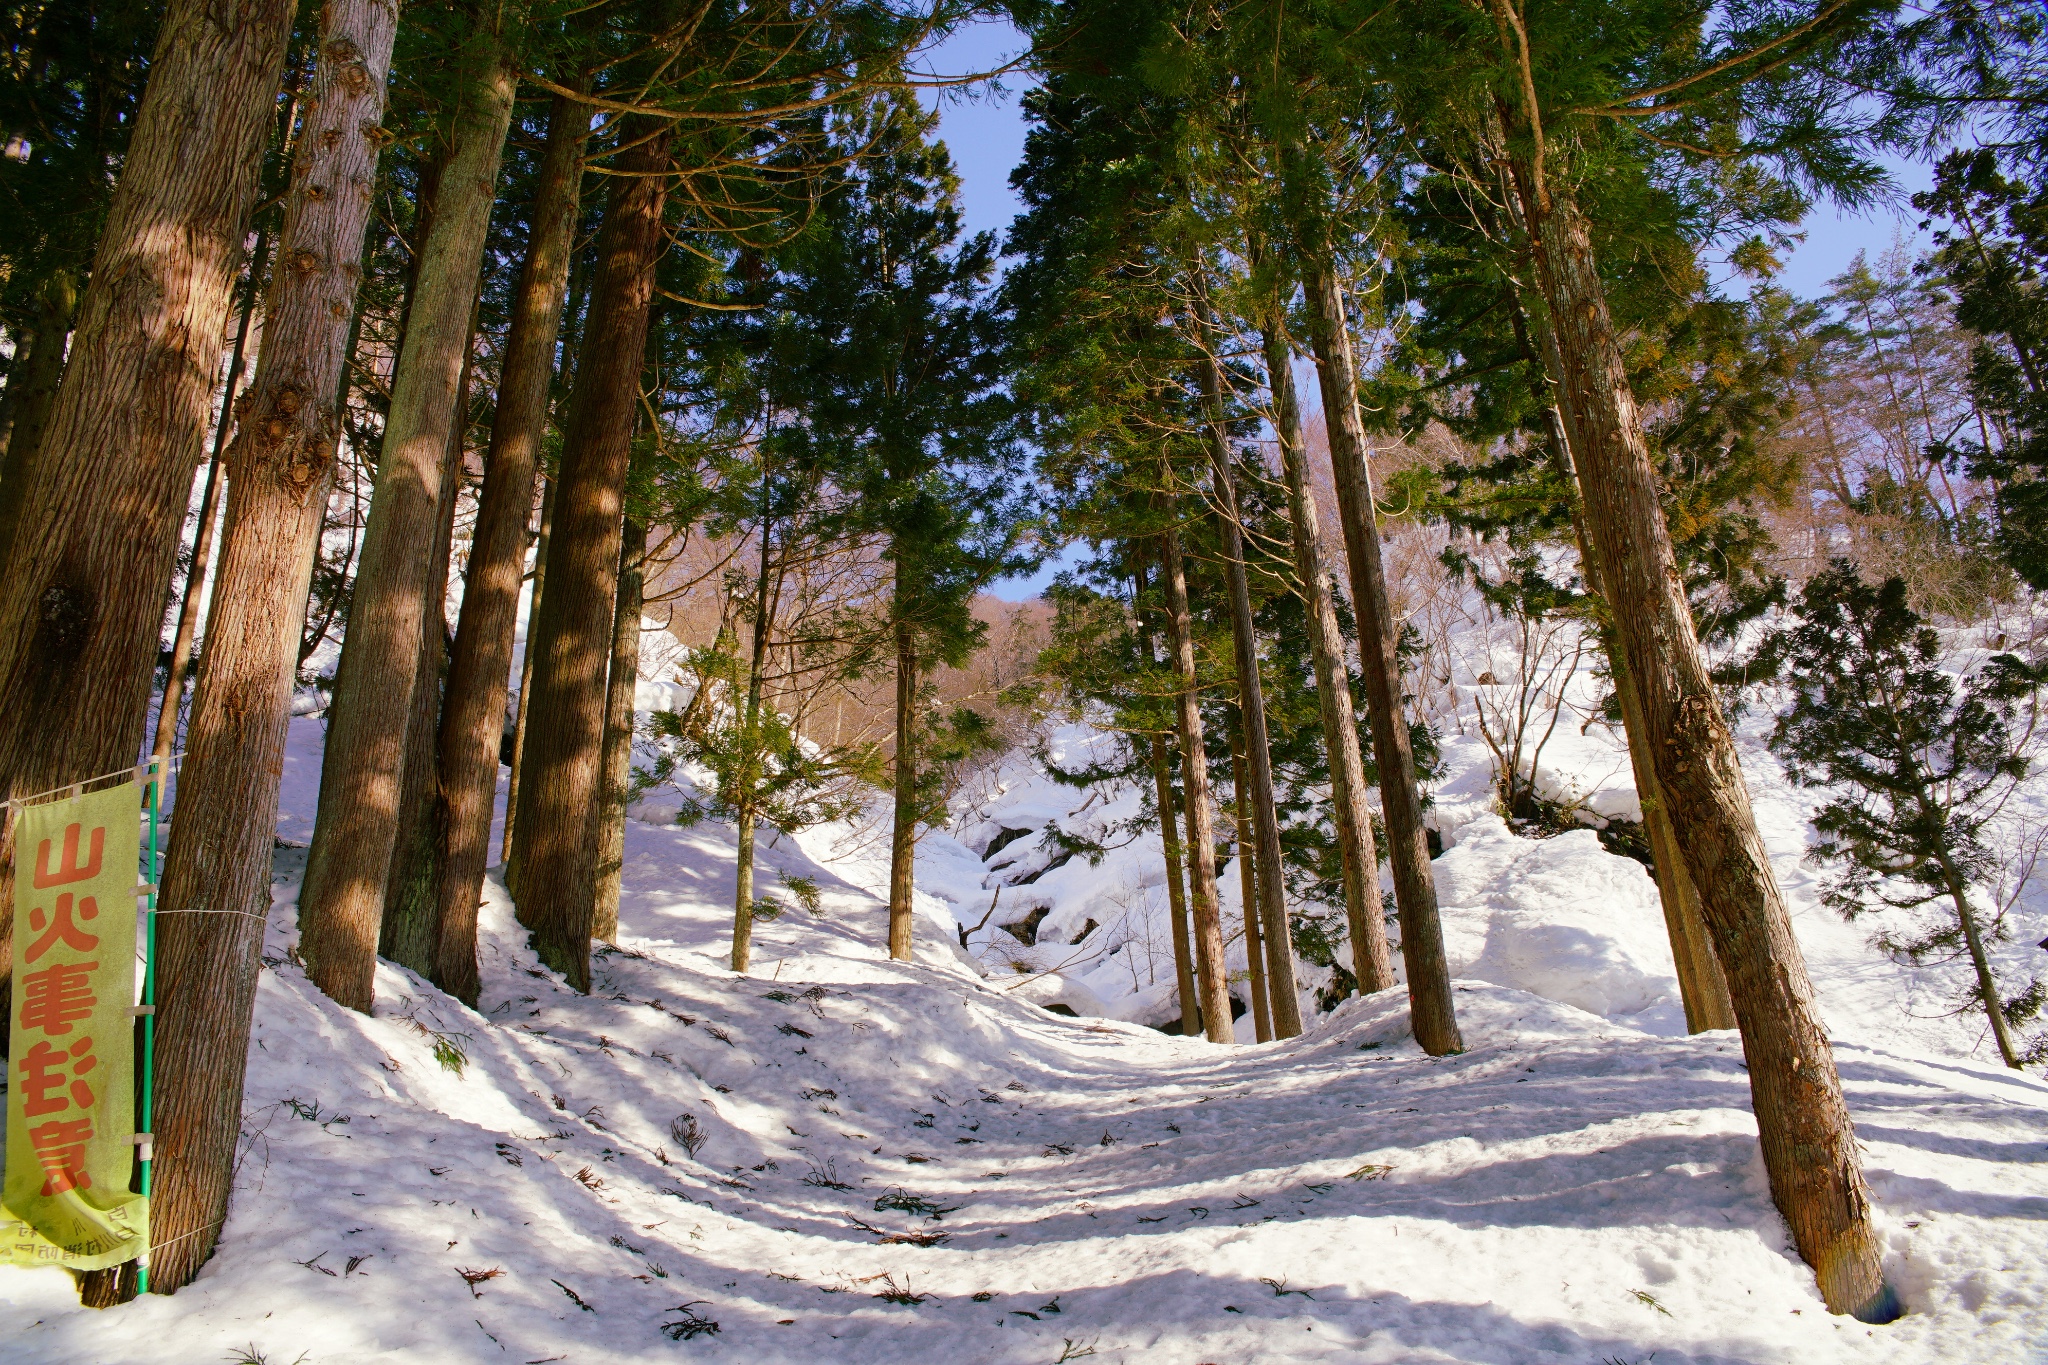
[1432, 814, 1686, 1033]
[9, 622, 2048, 1362]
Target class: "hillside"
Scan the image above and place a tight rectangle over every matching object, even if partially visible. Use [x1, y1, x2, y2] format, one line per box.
[4, 668, 2047, 1363]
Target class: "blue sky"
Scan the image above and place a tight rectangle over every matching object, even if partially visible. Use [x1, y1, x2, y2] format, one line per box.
[923, 22, 1937, 598]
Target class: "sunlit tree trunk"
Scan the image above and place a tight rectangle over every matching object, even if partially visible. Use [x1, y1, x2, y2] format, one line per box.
[1146, 731, 1200, 1035]
[1500, 92, 1893, 1311]
[1156, 522, 1235, 1042]
[1232, 738, 1273, 1042]
[140, 0, 395, 1297]
[512, 116, 669, 991]
[1295, 239, 1463, 1056]
[591, 515, 647, 945]
[730, 507, 775, 974]
[380, 336, 473, 975]
[0, 0, 296, 1059]
[299, 49, 517, 1011]
[1193, 338, 1302, 1037]
[887, 608, 918, 960]
[503, 476, 555, 884]
[1258, 309, 1393, 994]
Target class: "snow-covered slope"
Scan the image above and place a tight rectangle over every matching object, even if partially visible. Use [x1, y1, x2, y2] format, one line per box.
[6, 621, 2048, 1361]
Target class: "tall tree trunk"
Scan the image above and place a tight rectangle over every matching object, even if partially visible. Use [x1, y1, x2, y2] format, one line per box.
[0, 0, 296, 1057]
[1563, 437, 1736, 1034]
[1193, 319, 1302, 1036]
[152, 221, 268, 763]
[1233, 739, 1274, 1043]
[888, 610, 918, 960]
[503, 475, 555, 881]
[512, 117, 668, 991]
[1156, 523, 1235, 1043]
[1296, 246, 1463, 1057]
[1146, 731, 1200, 1036]
[1259, 310, 1393, 995]
[0, 268, 79, 574]
[152, 51, 304, 764]
[591, 515, 646, 945]
[437, 91, 589, 1001]
[730, 510, 776, 975]
[1497, 226, 1737, 1034]
[1505, 126, 1893, 1317]
[380, 336, 472, 975]
[140, 0, 396, 1298]
[1945, 872, 2022, 1069]
[298, 51, 517, 1012]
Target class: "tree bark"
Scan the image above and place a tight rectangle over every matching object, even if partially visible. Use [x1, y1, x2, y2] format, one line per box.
[513, 117, 669, 989]
[503, 475, 555, 880]
[1233, 739, 1274, 1042]
[1495, 231, 1738, 1034]
[1511, 148, 1894, 1319]
[380, 336, 471, 975]
[730, 508, 775, 975]
[140, 0, 396, 1297]
[1156, 523, 1235, 1043]
[1194, 343, 1302, 1037]
[888, 611, 918, 960]
[1146, 732, 1200, 1036]
[1260, 312, 1393, 995]
[591, 515, 646, 945]
[151, 48, 305, 764]
[1298, 249, 1464, 1057]
[298, 49, 516, 1012]
[437, 92, 589, 1001]
[1948, 875, 2022, 1069]
[152, 221, 269, 764]
[0, 268, 79, 576]
[0, 0, 296, 1057]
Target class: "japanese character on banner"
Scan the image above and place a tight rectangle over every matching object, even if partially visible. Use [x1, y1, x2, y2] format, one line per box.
[18, 959, 98, 1035]
[26, 1119, 94, 1197]
[17, 1036, 98, 1117]
[23, 891, 99, 964]
[33, 821, 104, 888]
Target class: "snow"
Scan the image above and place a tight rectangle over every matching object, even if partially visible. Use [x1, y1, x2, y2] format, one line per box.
[7, 621, 2048, 1362]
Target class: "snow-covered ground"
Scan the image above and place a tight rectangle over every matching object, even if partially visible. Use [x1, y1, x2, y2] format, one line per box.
[6, 615, 2048, 1362]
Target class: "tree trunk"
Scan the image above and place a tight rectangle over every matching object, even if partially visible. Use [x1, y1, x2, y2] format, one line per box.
[591, 515, 646, 945]
[503, 475, 555, 882]
[1146, 731, 1200, 1036]
[140, 0, 396, 1298]
[1941, 862, 2022, 1068]
[888, 610, 918, 960]
[0, 268, 79, 575]
[1513, 153, 1894, 1320]
[151, 47, 304, 763]
[437, 92, 589, 1000]
[1298, 249, 1464, 1057]
[1194, 342, 1303, 1037]
[1233, 739, 1274, 1043]
[1615, 624, 1738, 1030]
[512, 117, 668, 992]
[380, 337, 472, 975]
[1499, 251, 1738, 1034]
[298, 51, 517, 1012]
[0, 0, 296, 1058]
[1260, 312, 1393, 995]
[1156, 523, 1235, 1043]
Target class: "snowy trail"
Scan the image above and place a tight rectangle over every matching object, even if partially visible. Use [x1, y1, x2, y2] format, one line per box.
[6, 742, 2047, 1364]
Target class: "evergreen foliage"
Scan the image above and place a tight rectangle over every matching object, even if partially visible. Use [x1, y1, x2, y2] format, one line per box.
[1767, 560, 2047, 1066]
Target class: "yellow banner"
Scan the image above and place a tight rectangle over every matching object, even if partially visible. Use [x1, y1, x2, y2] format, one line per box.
[2, 778, 148, 1270]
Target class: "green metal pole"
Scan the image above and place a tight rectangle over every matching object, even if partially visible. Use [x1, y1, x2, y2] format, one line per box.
[137, 759, 161, 1294]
